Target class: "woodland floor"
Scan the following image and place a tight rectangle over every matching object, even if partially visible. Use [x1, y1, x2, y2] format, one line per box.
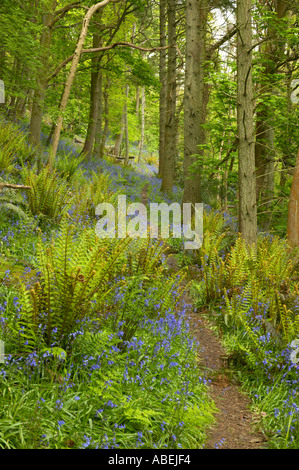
[187, 303, 267, 449]
[143, 182, 269, 449]
[167, 256, 268, 450]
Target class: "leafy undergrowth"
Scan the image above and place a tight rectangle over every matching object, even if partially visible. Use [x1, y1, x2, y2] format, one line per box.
[0, 120, 216, 449]
[191, 218, 299, 449]
[2, 118, 299, 449]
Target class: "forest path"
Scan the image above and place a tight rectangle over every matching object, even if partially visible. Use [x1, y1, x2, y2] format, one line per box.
[167, 257, 268, 449]
[186, 297, 267, 449]
[141, 182, 267, 449]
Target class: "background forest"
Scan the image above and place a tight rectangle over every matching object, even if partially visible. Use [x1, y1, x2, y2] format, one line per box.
[0, 0, 299, 451]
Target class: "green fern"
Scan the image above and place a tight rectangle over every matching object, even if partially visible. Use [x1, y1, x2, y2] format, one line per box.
[13, 217, 131, 351]
[21, 165, 72, 223]
[0, 186, 29, 219]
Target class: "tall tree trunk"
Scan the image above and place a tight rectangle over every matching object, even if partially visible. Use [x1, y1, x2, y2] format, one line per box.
[0, 45, 5, 112]
[158, 0, 167, 177]
[255, 1, 288, 208]
[29, 10, 55, 147]
[182, 0, 208, 205]
[99, 80, 110, 159]
[82, 11, 103, 158]
[49, 0, 112, 167]
[237, 0, 257, 246]
[161, 0, 176, 194]
[287, 148, 299, 247]
[114, 102, 126, 158]
[124, 84, 130, 166]
[138, 86, 145, 163]
[136, 86, 140, 115]
[82, 37, 102, 158]
[92, 70, 103, 159]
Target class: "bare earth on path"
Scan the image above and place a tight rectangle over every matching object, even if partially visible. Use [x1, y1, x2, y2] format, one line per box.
[167, 254, 267, 449]
[186, 303, 268, 449]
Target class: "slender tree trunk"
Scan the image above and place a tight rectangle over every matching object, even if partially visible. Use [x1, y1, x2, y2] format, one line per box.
[280, 66, 293, 191]
[124, 84, 130, 165]
[255, 1, 288, 207]
[237, 0, 257, 246]
[49, 0, 112, 167]
[287, 148, 299, 247]
[0, 45, 5, 112]
[158, 0, 167, 177]
[136, 86, 140, 115]
[138, 86, 145, 163]
[161, 0, 176, 194]
[29, 10, 55, 147]
[182, 0, 208, 204]
[82, 13, 103, 159]
[92, 70, 103, 159]
[99, 80, 110, 158]
[82, 39, 102, 158]
[114, 102, 126, 158]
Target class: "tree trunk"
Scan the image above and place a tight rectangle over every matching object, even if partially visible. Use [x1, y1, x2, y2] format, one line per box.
[114, 102, 126, 158]
[82, 9, 103, 159]
[124, 84, 130, 166]
[99, 80, 110, 159]
[161, 0, 176, 194]
[49, 0, 112, 167]
[158, 0, 167, 177]
[255, 1, 288, 209]
[82, 36, 102, 158]
[287, 148, 299, 247]
[92, 70, 103, 159]
[182, 0, 208, 205]
[237, 0, 257, 246]
[28, 10, 55, 147]
[138, 86, 145, 163]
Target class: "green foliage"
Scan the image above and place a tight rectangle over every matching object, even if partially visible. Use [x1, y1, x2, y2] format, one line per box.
[53, 151, 85, 182]
[104, 268, 187, 346]
[72, 170, 119, 223]
[9, 218, 131, 352]
[21, 165, 72, 224]
[0, 185, 29, 220]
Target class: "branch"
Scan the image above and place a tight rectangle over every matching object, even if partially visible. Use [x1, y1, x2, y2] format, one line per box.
[0, 184, 31, 192]
[51, 2, 86, 27]
[275, 52, 299, 70]
[209, 137, 238, 178]
[48, 42, 183, 82]
[206, 26, 237, 59]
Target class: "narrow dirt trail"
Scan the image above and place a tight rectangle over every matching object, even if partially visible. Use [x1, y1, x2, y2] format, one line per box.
[167, 257, 267, 449]
[141, 182, 267, 449]
[186, 302, 267, 449]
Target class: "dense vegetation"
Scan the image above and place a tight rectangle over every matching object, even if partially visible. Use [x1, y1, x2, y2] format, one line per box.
[0, 0, 299, 451]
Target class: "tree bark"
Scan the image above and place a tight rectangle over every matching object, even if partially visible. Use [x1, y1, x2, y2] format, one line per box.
[124, 84, 130, 166]
[114, 100, 126, 158]
[82, 32, 102, 159]
[161, 0, 176, 194]
[99, 80, 110, 158]
[255, 1, 288, 207]
[237, 0, 257, 246]
[138, 86, 145, 163]
[287, 148, 299, 247]
[92, 70, 103, 159]
[182, 0, 208, 205]
[158, 0, 167, 177]
[28, 8, 56, 147]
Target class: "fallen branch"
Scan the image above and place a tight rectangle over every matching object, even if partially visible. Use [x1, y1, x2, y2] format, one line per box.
[0, 183, 32, 192]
